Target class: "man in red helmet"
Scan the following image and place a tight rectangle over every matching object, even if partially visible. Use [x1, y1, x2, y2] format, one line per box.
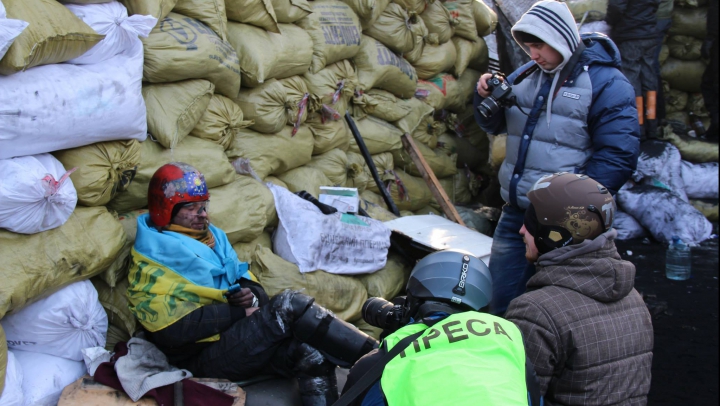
[126, 162, 377, 406]
[504, 173, 654, 405]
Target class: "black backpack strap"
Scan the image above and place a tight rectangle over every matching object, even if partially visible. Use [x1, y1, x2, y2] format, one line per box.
[333, 330, 426, 406]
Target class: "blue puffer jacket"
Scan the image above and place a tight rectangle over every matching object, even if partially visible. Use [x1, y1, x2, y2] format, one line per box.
[474, 33, 640, 209]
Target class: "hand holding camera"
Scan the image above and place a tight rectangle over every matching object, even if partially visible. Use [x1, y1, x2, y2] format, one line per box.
[477, 72, 516, 119]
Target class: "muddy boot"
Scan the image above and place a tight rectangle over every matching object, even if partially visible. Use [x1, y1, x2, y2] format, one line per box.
[297, 372, 339, 406]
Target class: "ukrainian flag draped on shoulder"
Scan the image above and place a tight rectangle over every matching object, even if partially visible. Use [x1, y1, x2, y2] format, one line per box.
[127, 214, 256, 336]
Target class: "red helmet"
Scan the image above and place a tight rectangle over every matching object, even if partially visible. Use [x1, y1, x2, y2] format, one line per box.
[148, 162, 209, 227]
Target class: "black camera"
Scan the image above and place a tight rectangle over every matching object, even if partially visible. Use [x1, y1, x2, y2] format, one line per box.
[477, 73, 515, 119]
[362, 296, 407, 333]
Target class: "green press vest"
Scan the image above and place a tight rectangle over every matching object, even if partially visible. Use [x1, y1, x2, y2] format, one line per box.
[380, 311, 528, 406]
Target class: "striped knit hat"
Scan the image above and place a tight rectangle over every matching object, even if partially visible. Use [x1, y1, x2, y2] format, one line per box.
[511, 1, 581, 74]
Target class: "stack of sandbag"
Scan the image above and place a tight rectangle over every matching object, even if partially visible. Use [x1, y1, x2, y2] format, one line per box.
[561, 0, 612, 35]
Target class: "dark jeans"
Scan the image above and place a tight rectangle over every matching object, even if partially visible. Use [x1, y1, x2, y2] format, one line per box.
[701, 39, 719, 138]
[654, 18, 673, 119]
[618, 38, 659, 96]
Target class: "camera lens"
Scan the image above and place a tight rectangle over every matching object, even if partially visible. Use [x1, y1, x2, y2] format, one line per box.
[477, 97, 500, 119]
[362, 297, 395, 329]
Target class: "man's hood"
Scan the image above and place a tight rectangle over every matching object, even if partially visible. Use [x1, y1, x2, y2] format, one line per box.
[527, 229, 636, 303]
[578, 32, 622, 70]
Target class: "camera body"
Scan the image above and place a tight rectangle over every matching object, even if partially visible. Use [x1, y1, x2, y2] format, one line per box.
[362, 296, 409, 334]
[477, 73, 515, 119]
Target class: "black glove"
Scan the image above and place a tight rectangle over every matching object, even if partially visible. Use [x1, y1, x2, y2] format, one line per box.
[295, 190, 339, 215]
[701, 39, 713, 60]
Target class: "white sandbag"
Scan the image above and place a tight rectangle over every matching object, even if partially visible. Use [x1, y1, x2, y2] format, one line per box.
[65, 0, 156, 64]
[0, 154, 77, 234]
[0, 39, 147, 160]
[0, 0, 28, 61]
[632, 140, 687, 201]
[578, 20, 611, 36]
[0, 351, 23, 406]
[680, 161, 719, 199]
[616, 184, 712, 245]
[613, 210, 647, 240]
[12, 350, 86, 406]
[1, 280, 108, 362]
[270, 183, 391, 274]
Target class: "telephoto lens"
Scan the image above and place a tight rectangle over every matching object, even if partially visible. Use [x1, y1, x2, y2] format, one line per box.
[361, 297, 407, 333]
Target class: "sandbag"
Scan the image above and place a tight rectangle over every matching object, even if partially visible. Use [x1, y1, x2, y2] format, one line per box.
[0, 40, 147, 160]
[471, 0, 497, 36]
[392, 141, 457, 178]
[0, 0, 104, 74]
[1, 281, 107, 361]
[0, 206, 126, 319]
[659, 44, 669, 65]
[254, 246, 368, 321]
[264, 176, 288, 189]
[120, 0, 177, 22]
[452, 35, 488, 77]
[173, 0, 228, 39]
[227, 22, 313, 87]
[613, 210, 648, 240]
[233, 77, 310, 134]
[660, 58, 706, 93]
[276, 166, 333, 197]
[667, 35, 703, 61]
[109, 137, 236, 212]
[0, 326, 6, 399]
[686, 92, 708, 117]
[0, 349, 22, 406]
[359, 191, 399, 221]
[296, 0, 363, 73]
[350, 89, 413, 122]
[616, 184, 712, 245]
[142, 12, 241, 98]
[209, 175, 277, 244]
[0, 0, 28, 62]
[364, 3, 415, 54]
[0, 154, 77, 235]
[669, 6, 707, 40]
[226, 0, 279, 33]
[438, 168, 479, 204]
[90, 277, 137, 339]
[190, 94, 253, 150]
[420, 0, 456, 44]
[356, 251, 410, 299]
[413, 40, 458, 79]
[65, 1, 156, 65]
[226, 125, 315, 179]
[416, 69, 481, 112]
[306, 149, 352, 186]
[392, 96, 435, 135]
[303, 60, 358, 119]
[691, 199, 719, 221]
[659, 126, 719, 162]
[232, 231, 273, 265]
[680, 161, 719, 199]
[143, 80, 215, 149]
[565, 0, 607, 22]
[345, 151, 373, 193]
[392, 0, 426, 14]
[104, 324, 130, 352]
[52, 140, 141, 207]
[666, 111, 689, 125]
[353, 35, 418, 97]
[665, 88, 689, 113]
[348, 115, 404, 154]
[403, 12, 431, 64]
[308, 117, 352, 155]
[385, 169, 432, 211]
[442, 0, 477, 41]
[271, 0, 313, 23]
[12, 350, 86, 406]
[410, 113, 441, 148]
[632, 140, 687, 201]
[342, 0, 391, 29]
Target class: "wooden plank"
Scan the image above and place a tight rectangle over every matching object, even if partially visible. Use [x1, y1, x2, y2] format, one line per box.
[400, 133, 466, 226]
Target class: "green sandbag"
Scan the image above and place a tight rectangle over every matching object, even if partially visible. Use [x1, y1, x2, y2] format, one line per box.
[303, 60, 358, 119]
[357, 252, 411, 299]
[686, 92, 709, 117]
[350, 89, 413, 122]
[254, 246, 368, 321]
[353, 35, 418, 98]
[225, 0, 279, 33]
[404, 13, 432, 65]
[143, 80, 215, 149]
[660, 126, 719, 163]
[232, 231, 273, 264]
[264, 176, 288, 189]
[0, 325, 5, 395]
[91, 276, 138, 338]
[359, 191, 398, 221]
[385, 169, 433, 211]
[420, 0, 456, 44]
[363, 152, 397, 194]
[105, 324, 131, 352]
[271, 0, 313, 23]
[53, 140, 141, 207]
[690, 200, 719, 221]
[659, 44, 669, 65]
[471, 0, 498, 37]
[443, 0, 477, 41]
[308, 117, 352, 155]
[226, 125, 315, 179]
[416, 69, 481, 112]
[667, 35, 703, 61]
[564, 0, 607, 22]
[276, 166, 333, 197]
[0, 207, 127, 319]
[410, 114, 440, 148]
[191, 94, 253, 150]
[669, 7, 707, 40]
[660, 57, 706, 93]
[665, 88, 689, 113]
[392, 97, 435, 134]
[121, 0, 177, 22]
[348, 115, 404, 155]
[233, 77, 310, 134]
[306, 149, 351, 186]
[392, 141, 458, 178]
[393, 0, 426, 14]
[364, 3, 416, 54]
[142, 13, 241, 98]
[345, 151, 372, 194]
[209, 175, 276, 244]
[413, 40, 458, 80]
[108, 137, 236, 212]
[173, 0, 228, 40]
[227, 22, 313, 87]
[452, 35, 488, 77]
[0, 0, 105, 75]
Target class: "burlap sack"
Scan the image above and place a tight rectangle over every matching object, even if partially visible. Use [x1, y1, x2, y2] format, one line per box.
[452, 35, 488, 77]
[351, 89, 413, 121]
[393, 0, 427, 14]
[209, 175, 276, 244]
[364, 3, 415, 54]
[254, 246, 368, 321]
[143, 79, 215, 149]
[362, 152, 396, 194]
[226, 125, 315, 179]
[413, 40, 457, 79]
[349, 115, 404, 154]
[225, 0, 279, 33]
[669, 6, 707, 40]
[686, 92, 708, 116]
[660, 126, 718, 163]
[385, 169, 433, 211]
[450, 68, 482, 112]
[303, 60, 358, 119]
[142, 13, 241, 98]
[665, 88, 689, 114]
[357, 251, 411, 299]
[442, 0, 477, 41]
[271, 0, 313, 23]
[276, 166, 333, 197]
[191, 94, 253, 150]
[341, 0, 391, 29]
[661, 58, 706, 93]
[0, 0, 105, 75]
[410, 114, 441, 148]
[345, 151, 373, 193]
[234, 77, 310, 134]
[354, 35, 418, 97]
[108, 137, 236, 212]
[392, 96, 435, 134]
[403, 13, 432, 64]
[120, 0, 176, 22]
[52, 140, 141, 207]
[91, 277, 137, 338]
[0, 206, 126, 319]
[232, 231, 273, 265]
[667, 35, 703, 61]
[173, 0, 228, 39]
[306, 149, 351, 186]
[565, 0, 607, 22]
[296, 0, 363, 73]
[420, 0, 457, 44]
[308, 118, 352, 155]
[471, 0, 497, 36]
[391, 141, 458, 178]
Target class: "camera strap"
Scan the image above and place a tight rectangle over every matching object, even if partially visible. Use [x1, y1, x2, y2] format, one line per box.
[332, 330, 426, 406]
[552, 42, 586, 100]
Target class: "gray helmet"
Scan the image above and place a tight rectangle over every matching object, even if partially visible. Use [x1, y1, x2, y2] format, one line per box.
[406, 249, 493, 312]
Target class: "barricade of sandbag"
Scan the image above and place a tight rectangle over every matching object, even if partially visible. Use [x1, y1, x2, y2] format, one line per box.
[350, 89, 412, 122]
[191, 94, 254, 150]
[0, 0, 28, 62]
[305, 149, 354, 187]
[680, 161, 719, 199]
[208, 175, 277, 244]
[345, 151, 373, 193]
[364, 3, 415, 54]
[276, 166, 333, 197]
[272, 0, 313, 24]
[303, 60, 358, 119]
[412, 40, 457, 79]
[416, 69, 482, 112]
[452, 35, 489, 77]
[348, 115, 404, 154]
[403, 12, 433, 65]
[308, 118, 353, 155]
[420, 0, 457, 44]
[659, 126, 718, 163]
[384, 169, 434, 211]
[472, 0, 497, 36]
[234, 77, 312, 134]
[171, 0, 228, 39]
[120, 0, 175, 22]
[391, 141, 458, 178]
[442, 0, 477, 41]
[356, 251, 411, 299]
[353, 35, 418, 98]
[232, 231, 273, 264]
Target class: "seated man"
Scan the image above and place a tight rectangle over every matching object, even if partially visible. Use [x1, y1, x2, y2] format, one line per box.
[505, 172, 654, 405]
[126, 162, 377, 406]
[340, 250, 543, 406]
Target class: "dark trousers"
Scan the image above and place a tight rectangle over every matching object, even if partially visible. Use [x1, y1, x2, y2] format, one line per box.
[654, 18, 673, 120]
[701, 39, 719, 138]
[618, 38, 659, 96]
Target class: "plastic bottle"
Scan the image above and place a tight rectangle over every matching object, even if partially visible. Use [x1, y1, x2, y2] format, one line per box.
[666, 236, 691, 280]
[688, 112, 706, 138]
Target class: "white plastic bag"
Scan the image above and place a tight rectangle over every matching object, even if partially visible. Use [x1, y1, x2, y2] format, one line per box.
[0, 280, 108, 361]
[613, 210, 647, 241]
[632, 140, 687, 201]
[0, 33, 149, 160]
[680, 161, 719, 199]
[65, 0, 156, 65]
[0, 0, 28, 61]
[12, 350, 86, 406]
[0, 351, 23, 406]
[0, 154, 78, 234]
[270, 184, 391, 275]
